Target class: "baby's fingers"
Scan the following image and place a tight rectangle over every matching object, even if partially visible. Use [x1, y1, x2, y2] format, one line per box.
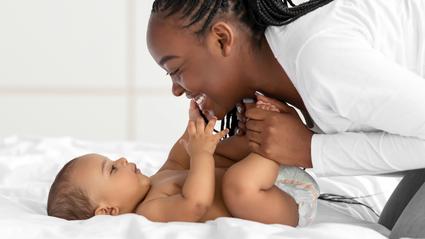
[205, 117, 217, 134]
[189, 99, 202, 121]
[195, 117, 205, 133]
[187, 120, 196, 136]
[215, 128, 229, 140]
[179, 138, 189, 152]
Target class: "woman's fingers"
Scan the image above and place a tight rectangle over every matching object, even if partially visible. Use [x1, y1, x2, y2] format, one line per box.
[245, 120, 262, 133]
[236, 121, 246, 136]
[246, 130, 262, 145]
[236, 102, 245, 114]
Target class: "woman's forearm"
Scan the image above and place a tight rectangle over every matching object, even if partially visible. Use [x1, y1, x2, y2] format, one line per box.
[215, 135, 251, 161]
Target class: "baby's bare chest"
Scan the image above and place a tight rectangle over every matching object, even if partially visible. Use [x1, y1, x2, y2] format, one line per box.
[143, 169, 225, 200]
[140, 169, 231, 220]
[146, 171, 187, 199]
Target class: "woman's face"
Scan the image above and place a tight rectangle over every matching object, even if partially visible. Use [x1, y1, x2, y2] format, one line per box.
[147, 13, 253, 120]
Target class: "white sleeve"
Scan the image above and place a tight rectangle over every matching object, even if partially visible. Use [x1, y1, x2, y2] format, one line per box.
[296, 30, 425, 176]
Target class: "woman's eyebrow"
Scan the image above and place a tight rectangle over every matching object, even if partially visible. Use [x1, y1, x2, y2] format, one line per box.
[159, 55, 179, 66]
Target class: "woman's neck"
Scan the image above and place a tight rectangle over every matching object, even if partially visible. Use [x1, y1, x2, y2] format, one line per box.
[243, 37, 306, 112]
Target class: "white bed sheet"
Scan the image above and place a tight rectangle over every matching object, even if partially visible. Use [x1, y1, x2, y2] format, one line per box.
[0, 136, 401, 239]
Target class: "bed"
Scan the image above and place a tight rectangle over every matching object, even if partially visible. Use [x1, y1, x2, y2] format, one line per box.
[0, 136, 401, 238]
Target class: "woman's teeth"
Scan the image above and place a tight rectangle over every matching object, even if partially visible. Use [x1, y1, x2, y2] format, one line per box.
[194, 94, 206, 109]
[193, 94, 216, 119]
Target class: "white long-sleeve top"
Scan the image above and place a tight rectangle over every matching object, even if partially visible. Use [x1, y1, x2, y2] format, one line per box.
[265, 0, 425, 176]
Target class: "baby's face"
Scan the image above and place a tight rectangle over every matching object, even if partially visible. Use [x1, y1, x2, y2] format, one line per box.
[71, 154, 151, 215]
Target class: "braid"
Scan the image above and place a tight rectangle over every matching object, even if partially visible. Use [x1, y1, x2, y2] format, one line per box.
[151, 0, 333, 134]
[319, 193, 380, 217]
[152, 0, 231, 35]
[152, 0, 334, 40]
[242, 0, 334, 31]
[219, 107, 237, 138]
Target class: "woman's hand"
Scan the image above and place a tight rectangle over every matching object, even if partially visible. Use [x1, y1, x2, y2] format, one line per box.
[235, 99, 256, 136]
[245, 95, 314, 168]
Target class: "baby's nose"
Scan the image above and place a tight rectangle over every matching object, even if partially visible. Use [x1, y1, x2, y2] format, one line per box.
[117, 157, 128, 165]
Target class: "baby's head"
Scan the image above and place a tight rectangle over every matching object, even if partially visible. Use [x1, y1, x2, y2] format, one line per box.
[47, 153, 151, 220]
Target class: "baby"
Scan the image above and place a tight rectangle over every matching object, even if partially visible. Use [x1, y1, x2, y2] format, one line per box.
[47, 96, 319, 226]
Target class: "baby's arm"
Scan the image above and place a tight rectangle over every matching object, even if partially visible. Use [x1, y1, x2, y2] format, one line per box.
[137, 117, 228, 222]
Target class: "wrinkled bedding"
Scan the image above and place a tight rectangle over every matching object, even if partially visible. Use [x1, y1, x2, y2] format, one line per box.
[0, 136, 401, 238]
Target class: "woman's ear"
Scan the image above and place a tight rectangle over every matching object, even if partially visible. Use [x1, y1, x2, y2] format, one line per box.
[208, 21, 234, 57]
[94, 203, 120, 216]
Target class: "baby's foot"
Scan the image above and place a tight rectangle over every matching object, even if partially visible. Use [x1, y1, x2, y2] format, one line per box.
[256, 100, 280, 112]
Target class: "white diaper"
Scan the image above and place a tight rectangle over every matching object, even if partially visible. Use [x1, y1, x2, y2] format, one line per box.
[274, 166, 320, 227]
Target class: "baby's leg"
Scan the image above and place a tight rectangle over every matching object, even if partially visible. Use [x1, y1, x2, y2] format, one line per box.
[222, 153, 299, 226]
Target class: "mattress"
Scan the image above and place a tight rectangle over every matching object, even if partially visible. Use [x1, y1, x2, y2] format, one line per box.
[0, 136, 401, 239]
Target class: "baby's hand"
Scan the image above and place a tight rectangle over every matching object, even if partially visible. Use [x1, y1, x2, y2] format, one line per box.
[188, 99, 202, 122]
[180, 117, 229, 157]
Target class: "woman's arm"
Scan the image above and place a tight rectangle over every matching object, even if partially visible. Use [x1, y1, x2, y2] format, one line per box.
[297, 31, 425, 176]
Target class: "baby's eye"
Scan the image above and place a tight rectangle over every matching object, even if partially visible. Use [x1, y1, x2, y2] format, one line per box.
[110, 165, 116, 174]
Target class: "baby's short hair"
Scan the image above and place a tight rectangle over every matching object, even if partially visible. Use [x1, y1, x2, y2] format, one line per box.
[47, 157, 96, 220]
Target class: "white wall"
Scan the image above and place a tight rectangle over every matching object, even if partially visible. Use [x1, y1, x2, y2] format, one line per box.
[0, 0, 188, 146]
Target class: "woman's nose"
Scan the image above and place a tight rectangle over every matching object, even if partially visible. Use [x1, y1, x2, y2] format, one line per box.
[172, 82, 184, 97]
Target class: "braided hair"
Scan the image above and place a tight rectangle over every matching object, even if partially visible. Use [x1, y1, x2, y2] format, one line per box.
[152, 0, 334, 136]
[152, 0, 380, 217]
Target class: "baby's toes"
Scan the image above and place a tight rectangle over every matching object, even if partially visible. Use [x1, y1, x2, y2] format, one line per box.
[270, 105, 280, 112]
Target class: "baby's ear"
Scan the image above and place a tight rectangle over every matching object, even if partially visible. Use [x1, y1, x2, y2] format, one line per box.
[94, 204, 120, 216]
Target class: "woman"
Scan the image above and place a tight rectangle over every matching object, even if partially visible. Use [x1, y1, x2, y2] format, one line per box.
[147, 0, 425, 238]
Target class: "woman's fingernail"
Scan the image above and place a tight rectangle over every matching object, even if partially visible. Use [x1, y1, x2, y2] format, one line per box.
[242, 98, 255, 104]
[237, 105, 242, 113]
[255, 91, 264, 96]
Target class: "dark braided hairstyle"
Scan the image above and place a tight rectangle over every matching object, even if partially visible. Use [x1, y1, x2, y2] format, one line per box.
[152, 0, 335, 136]
[152, 0, 380, 217]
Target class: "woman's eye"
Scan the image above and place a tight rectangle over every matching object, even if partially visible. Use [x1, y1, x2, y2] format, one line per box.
[167, 68, 180, 76]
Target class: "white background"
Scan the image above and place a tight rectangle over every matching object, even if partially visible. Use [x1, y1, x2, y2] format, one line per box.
[0, 0, 189, 147]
